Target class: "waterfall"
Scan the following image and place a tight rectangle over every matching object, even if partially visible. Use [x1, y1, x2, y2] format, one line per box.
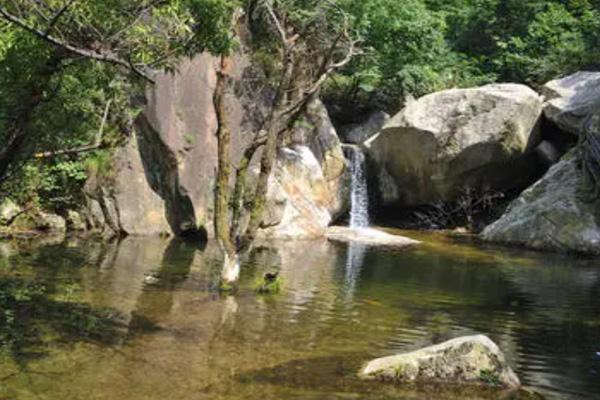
[341, 145, 370, 301]
[344, 145, 370, 228]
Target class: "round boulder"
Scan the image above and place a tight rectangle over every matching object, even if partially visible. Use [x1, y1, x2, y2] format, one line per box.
[360, 335, 520, 389]
[366, 84, 543, 206]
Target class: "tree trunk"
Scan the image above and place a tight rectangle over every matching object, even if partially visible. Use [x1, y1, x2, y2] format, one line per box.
[213, 55, 239, 284]
[241, 52, 295, 248]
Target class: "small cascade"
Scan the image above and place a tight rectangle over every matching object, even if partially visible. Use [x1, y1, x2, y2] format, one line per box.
[344, 145, 370, 228]
[342, 144, 370, 301]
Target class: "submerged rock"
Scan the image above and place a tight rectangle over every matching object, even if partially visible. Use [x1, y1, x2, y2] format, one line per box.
[542, 71, 600, 136]
[326, 226, 420, 247]
[360, 335, 520, 389]
[482, 155, 600, 254]
[366, 84, 543, 207]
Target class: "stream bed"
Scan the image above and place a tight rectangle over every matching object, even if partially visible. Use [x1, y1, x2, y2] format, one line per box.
[0, 231, 599, 399]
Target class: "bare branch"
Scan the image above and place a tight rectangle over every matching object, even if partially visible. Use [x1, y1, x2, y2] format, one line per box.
[264, 0, 287, 47]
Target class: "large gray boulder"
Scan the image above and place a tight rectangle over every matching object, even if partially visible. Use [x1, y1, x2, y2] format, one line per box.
[366, 84, 543, 207]
[360, 335, 520, 389]
[542, 71, 600, 136]
[482, 154, 600, 254]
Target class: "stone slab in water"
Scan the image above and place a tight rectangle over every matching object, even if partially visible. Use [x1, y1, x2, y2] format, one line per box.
[360, 335, 520, 390]
[326, 226, 420, 247]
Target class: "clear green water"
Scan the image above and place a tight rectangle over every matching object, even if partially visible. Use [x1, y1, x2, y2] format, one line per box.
[0, 232, 599, 399]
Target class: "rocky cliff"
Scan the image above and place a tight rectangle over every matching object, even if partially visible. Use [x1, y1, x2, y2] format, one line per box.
[85, 51, 348, 239]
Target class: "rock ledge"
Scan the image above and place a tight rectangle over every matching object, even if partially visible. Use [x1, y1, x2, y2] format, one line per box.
[326, 226, 420, 247]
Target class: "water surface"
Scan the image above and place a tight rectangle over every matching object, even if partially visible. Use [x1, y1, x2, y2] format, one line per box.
[0, 232, 599, 399]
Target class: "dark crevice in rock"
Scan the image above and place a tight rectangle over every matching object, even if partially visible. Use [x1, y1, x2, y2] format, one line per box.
[134, 115, 200, 236]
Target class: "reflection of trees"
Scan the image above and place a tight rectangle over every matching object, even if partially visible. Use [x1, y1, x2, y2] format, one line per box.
[129, 238, 197, 329]
[0, 242, 140, 368]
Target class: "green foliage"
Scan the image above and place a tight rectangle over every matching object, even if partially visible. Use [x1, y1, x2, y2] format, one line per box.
[0, 0, 239, 209]
[327, 0, 600, 117]
[84, 150, 115, 181]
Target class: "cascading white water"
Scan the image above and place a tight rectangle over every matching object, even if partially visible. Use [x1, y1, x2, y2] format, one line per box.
[342, 145, 370, 299]
[345, 145, 370, 228]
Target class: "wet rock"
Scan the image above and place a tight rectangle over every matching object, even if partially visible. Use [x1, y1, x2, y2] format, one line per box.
[339, 110, 390, 144]
[326, 226, 420, 247]
[366, 84, 543, 207]
[360, 335, 520, 389]
[542, 71, 600, 136]
[482, 155, 600, 254]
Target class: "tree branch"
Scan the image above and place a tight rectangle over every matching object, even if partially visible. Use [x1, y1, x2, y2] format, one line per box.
[0, 7, 155, 83]
[44, 0, 76, 37]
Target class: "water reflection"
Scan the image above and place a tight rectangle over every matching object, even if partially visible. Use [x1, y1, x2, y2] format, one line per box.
[343, 242, 367, 300]
[0, 235, 599, 399]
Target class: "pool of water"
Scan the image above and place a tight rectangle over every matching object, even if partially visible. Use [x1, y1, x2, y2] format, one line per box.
[0, 232, 599, 399]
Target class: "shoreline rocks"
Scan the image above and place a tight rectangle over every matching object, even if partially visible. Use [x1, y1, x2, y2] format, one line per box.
[481, 155, 600, 254]
[360, 335, 520, 390]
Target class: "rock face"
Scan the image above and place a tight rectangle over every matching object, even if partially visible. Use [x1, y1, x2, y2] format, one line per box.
[260, 145, 344, 239]
[366, 84, 543, 207]
[339, 111, 390, 144]
[86, 52, 347, 238]
[360, 335, 520, 389]
[84, 132, 172, 236]
[542, 71, 600, 136]
[482, 155, 600, 254]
